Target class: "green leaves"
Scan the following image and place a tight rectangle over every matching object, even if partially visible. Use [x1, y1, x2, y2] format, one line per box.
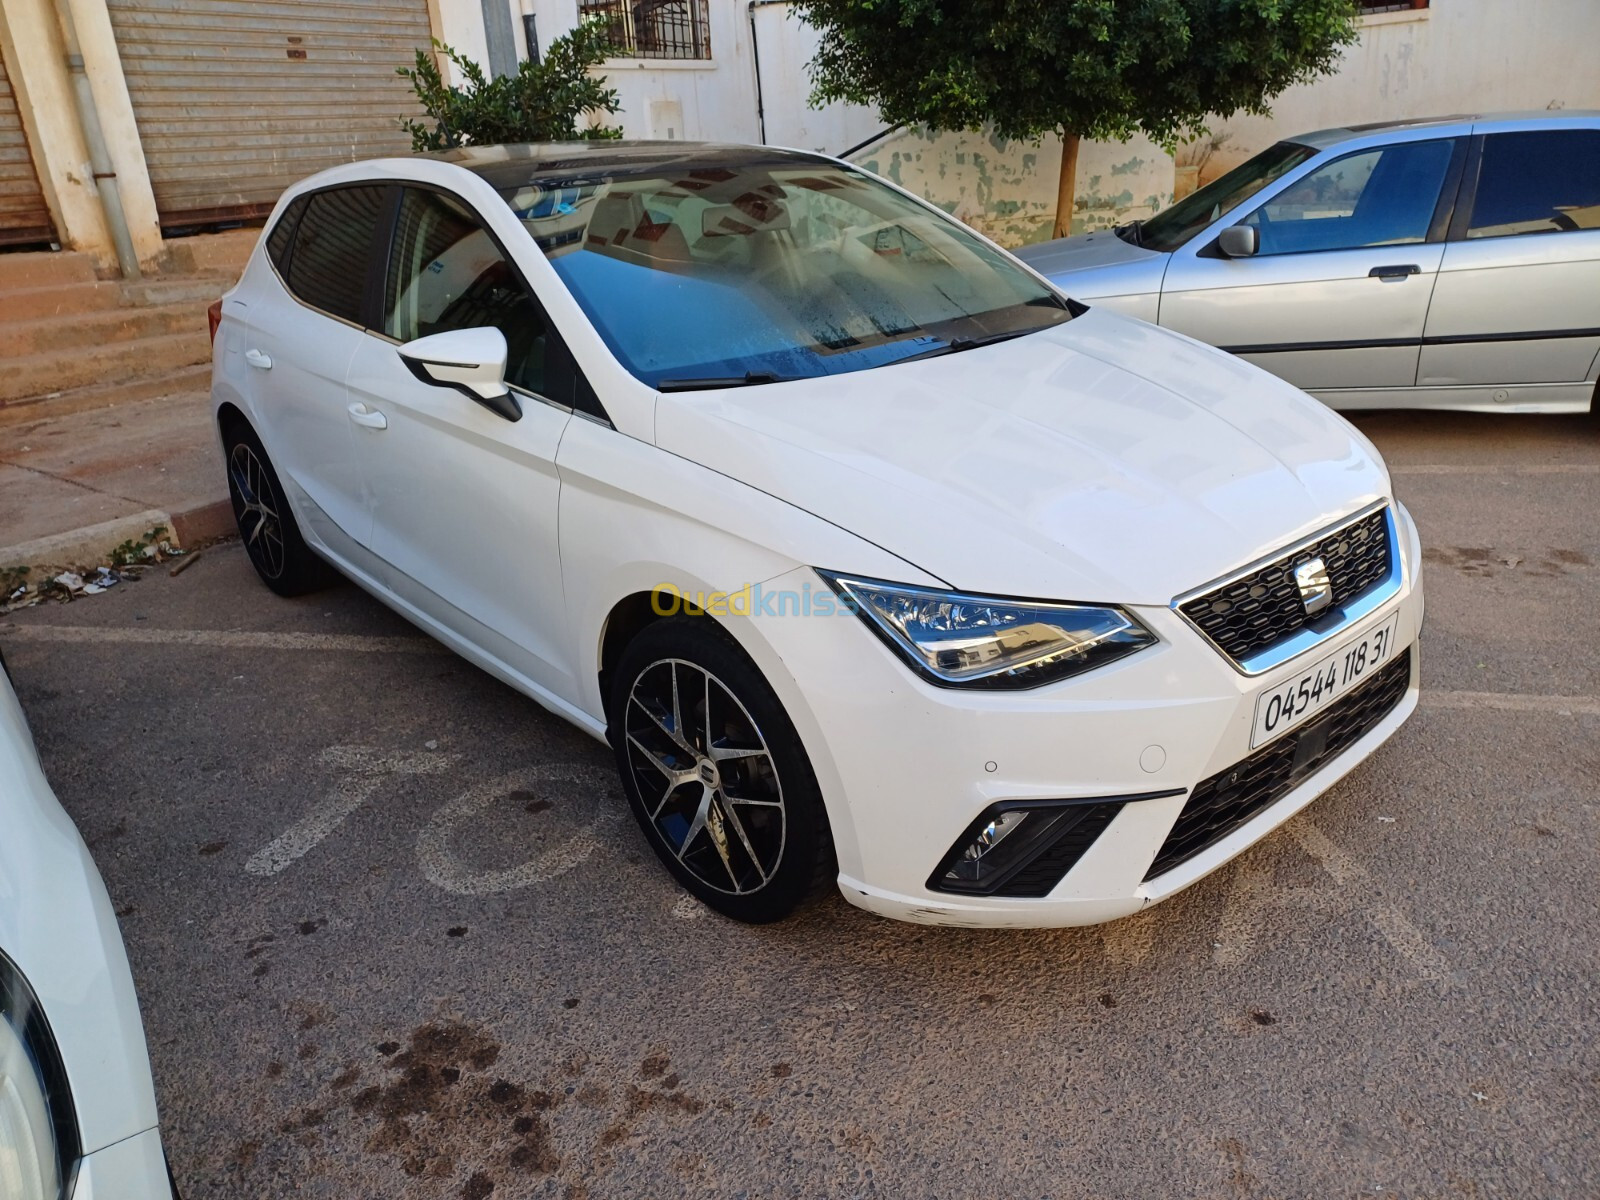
[397, 20, 623, 152]
[799, 0, 1358, 143]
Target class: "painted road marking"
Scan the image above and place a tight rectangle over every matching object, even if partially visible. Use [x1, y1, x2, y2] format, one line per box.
[1422, 691, 1600, 717]
[11, 624, 1599, 719]
[416, 764, 620, 896]
[245, 746, 456, 876]
[1, 623, 448, 655]
[1211, 819, 1452, 983]
[1391, 463, 1600, 476]
[1286, 821, 1454, 983]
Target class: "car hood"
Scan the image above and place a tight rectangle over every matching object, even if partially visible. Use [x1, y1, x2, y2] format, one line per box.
[1014, 228, 1165, 277]
[653, 308, 1391, 605]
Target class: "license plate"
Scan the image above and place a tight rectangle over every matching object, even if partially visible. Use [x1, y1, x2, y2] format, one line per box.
[1250, 614, 1402, 749]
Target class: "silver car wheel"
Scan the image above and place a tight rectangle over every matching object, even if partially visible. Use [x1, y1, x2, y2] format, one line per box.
[621, 657, 786, 896]
[227, 442, 286, 580]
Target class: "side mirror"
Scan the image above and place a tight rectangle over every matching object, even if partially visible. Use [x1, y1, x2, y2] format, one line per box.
[397, 327, 520, 422]
[1217, 224, 1259, 258]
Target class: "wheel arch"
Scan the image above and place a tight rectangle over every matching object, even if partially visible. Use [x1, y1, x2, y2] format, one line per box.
[597, 590, 665, 730]
[591, 576, 866, 882]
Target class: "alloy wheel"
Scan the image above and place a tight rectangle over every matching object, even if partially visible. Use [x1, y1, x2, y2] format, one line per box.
[227, 441, 286, 580]
[621, 657, 786, 895]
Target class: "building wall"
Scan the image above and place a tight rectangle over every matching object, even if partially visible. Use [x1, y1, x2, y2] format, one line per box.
[521, 0, 760, 142]
[854, 127, 1173, 248]
[1198, 2, 1600, 188]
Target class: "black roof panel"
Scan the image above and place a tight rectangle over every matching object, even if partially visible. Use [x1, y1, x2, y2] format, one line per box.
[422, 141, 834, 189]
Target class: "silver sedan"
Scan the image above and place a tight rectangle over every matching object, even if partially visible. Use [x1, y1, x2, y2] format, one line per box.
[1016, 112, 1600, 416]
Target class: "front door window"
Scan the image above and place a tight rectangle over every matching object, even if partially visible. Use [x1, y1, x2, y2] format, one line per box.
[384, 188, 550, 396]
[1243, 139, 1455, 255]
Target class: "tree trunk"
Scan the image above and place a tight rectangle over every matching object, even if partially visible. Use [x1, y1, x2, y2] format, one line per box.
[1051, 130, 1081, 240]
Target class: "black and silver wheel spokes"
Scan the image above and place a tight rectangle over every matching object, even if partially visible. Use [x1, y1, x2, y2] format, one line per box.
[623, 658, 785, 895]
[227, 443, 285, 578]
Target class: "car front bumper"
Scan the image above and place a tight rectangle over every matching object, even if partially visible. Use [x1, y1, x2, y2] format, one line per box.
[742, 504, 1425, 928]
[71, 1127, 174, 1200]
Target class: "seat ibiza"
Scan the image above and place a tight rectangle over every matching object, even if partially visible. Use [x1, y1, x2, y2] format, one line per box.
[209, 142, 1424, 927]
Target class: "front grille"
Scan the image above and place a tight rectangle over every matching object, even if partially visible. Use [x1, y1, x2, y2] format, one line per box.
[1144, 646, 1412, 881]
[1179, 507, 1392, 665]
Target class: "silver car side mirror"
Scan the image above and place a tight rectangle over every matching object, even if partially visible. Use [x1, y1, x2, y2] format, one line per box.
[397, 327, 521, 422]
[1217, 225, 1259, 258]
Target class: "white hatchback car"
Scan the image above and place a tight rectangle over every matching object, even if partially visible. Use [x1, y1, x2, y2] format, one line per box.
[210, 142, 1424, 927]
[0, 652, 174, 1199]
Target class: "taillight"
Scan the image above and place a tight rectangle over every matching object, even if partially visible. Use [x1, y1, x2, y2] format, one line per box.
[207, 299, 223, 345]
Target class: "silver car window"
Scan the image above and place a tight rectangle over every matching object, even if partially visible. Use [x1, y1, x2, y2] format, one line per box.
[1467, 129, 1600, 238]
[1242, 139, 1454, 255]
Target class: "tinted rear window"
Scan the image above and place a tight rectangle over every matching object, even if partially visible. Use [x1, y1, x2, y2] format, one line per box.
[1468, 130, 1600, 238]
[284, 185, 388, 323]
[265, 195, 307, 272]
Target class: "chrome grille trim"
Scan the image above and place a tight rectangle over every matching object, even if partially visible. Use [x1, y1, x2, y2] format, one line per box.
[1172, 500, 1402, 676]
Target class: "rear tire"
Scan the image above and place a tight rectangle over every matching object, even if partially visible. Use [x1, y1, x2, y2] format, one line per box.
[221, 419, 337, 597]
[609, 617, 834, 923]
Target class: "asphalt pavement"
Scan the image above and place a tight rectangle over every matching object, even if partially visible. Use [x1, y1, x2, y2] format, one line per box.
[2, 409, 1597, 1199]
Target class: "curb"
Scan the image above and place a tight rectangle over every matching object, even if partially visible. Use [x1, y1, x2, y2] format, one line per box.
[0, 497, 233, 576]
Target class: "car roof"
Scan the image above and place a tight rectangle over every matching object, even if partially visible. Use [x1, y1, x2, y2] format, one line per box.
[419, 140, 837, 190]
[1290, 110, 1600, 149]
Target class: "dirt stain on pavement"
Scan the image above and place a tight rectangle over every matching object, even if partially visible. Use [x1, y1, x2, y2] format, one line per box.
[344, 1020, 564, 1184]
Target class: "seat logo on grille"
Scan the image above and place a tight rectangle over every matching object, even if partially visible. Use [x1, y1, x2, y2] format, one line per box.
[1293, 556, 1333, 615]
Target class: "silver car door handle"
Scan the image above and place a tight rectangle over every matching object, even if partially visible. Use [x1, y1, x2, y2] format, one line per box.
[1368, 264, 1420, 280]
[244, 348, 272, 369]
[347, 403, 388, 430]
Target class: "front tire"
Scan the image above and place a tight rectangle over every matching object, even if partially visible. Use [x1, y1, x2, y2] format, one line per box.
[609, 617, 833, 923]
[221, 419, 336, 597]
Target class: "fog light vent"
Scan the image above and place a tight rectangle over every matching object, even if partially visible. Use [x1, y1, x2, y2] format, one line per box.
[929, 791, 1183, 899]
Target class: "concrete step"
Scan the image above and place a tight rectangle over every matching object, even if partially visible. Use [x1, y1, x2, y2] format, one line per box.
[0, 331, 211, 407]
[120, 277, 232, 308]
[163, 228, 259, 279]
[0, 275, 230, 324]
[2, 280, 127, 321]
[0, 250, 99, 291]
[0, 363, 211, 426]
[0, 299, 210, 359]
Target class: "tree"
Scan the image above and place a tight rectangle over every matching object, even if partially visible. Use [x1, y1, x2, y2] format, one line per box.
[799, 0, 1359, 238]
[399, 19, 622, 151]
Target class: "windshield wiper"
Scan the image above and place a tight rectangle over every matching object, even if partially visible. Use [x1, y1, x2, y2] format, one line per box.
[656, 372, 792, 392]
[891, 327, 1039, 365]
[1114, 219, 1144, 246]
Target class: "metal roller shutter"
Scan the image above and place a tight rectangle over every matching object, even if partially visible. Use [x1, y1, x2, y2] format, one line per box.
[105, 0, 432, 226]
[0, 51, 54, 246]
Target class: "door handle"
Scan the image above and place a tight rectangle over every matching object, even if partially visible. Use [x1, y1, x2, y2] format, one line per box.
[347, 403, 388, 430]
[244, 348, 272, 369]
[1368, 264, 1420, 280]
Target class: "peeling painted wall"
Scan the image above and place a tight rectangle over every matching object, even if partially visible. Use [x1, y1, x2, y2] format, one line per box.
[852, 127, 1172, 249]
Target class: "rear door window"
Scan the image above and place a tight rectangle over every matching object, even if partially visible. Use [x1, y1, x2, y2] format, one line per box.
[284, 185, 388, 324]
[1466, 129, 1600, 238]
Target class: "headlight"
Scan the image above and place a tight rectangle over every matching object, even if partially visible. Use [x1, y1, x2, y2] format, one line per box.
[0, 953, 75, 1200]
[817, 573, 1157, 689]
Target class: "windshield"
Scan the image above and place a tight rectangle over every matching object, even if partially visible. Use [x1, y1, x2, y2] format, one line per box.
[1137, 142, 1319, 253]
[497, 158, 1073, 388]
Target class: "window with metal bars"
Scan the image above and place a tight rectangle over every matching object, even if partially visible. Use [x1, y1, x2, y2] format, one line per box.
[579, 0, 711, 60]
[1358, 0, 1427, 13]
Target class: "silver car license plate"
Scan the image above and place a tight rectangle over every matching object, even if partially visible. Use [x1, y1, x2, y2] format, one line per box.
[1250, 614, 1402, 749]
